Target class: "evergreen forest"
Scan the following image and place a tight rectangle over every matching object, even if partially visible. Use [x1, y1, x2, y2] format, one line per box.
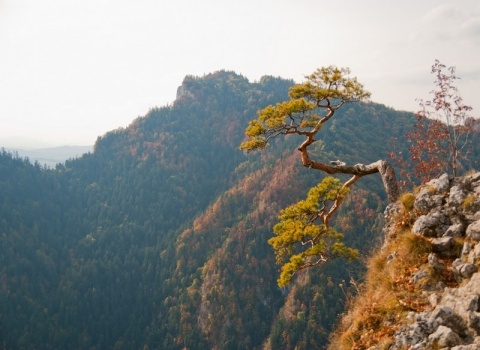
[1, 71, 478, 349]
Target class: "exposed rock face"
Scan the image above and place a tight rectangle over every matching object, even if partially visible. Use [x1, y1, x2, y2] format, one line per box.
[175, 84, 195, 101]
[388, 172, 480, 349]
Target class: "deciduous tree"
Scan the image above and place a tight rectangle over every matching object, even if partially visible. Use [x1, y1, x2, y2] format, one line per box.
[391, 60, 475, 185]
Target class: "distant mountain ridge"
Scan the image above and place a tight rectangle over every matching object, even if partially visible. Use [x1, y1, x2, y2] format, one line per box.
[4, 145, 93, 167]
[0, 70, 477, 349]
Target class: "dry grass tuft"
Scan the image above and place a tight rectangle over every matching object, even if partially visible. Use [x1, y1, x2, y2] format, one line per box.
[397, 233, 431, 264]
[399, 192, 415, 212]
[464, 168, 479, 176]
[328, 231, 433, 349]
[462, 194, 477, 211]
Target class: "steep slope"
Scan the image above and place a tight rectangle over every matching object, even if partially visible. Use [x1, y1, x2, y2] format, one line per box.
[1, 71, 295, 349]
[0, 70, 455, 349]
[330, 172, 480, 349]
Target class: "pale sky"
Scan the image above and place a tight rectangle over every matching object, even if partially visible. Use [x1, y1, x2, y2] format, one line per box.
[1, 0, 479, 148]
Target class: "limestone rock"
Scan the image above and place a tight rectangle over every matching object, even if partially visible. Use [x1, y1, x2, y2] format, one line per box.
[431, 306, 468, 338]
[428, 253, 446, 272]
[431, 236, 457, 258]
[415, 188, 444, 212]
[463, 242, 473, 256]
[428, 325, 461, 348]
[468, 244, 480, 264]
[452, 259, 478, 279]
[413, 210, 451, 237]
[467, 220, 480, 242]
[449, 185, 467, 207]
[429, 173, 451, 193]
[452, 344, 480, 350]
[440, 273, 480, 335]
[444, 223, 466, 238]
[385, 173, 480, 349]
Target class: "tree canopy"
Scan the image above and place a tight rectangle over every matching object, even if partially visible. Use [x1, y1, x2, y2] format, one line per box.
[392, 60, 476, 184]
[241, 66, 398, 286]
[240, 66, 370, 152]
[269, 177, 358, 287]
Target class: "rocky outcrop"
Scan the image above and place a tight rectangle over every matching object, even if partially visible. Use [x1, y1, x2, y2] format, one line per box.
[175, 84, 195, 101]
[388, 172, 480, 349]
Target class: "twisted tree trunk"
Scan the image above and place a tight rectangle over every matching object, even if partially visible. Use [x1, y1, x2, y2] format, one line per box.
[298, 140, 399, 203]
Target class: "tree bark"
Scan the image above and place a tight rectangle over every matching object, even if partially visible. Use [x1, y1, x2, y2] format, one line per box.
[298, 140, 399, 203]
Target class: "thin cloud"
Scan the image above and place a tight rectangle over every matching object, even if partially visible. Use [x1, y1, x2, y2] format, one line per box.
[1, 0, 479, 147]
[460, 17, 480, 45]
[421, 4, 480, 43]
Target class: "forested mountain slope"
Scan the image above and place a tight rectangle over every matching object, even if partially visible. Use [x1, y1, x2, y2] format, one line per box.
[0, 70, 457, 349]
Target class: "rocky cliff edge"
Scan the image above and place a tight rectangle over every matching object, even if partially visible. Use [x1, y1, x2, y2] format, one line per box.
[330, 172, 480, 349]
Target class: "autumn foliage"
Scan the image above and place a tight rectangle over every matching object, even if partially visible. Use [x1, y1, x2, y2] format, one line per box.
[391, 60, 475, 185]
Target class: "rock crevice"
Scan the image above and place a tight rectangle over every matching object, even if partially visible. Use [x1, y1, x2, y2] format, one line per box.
[389, 172, 480, 349]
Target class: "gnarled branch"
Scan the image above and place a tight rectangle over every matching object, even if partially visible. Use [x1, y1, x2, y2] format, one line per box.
[297, 126, 399, 203]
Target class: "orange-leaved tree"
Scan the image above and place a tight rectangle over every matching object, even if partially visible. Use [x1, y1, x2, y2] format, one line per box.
[392, 60, 475, 184]
[241, 66, 399, 286]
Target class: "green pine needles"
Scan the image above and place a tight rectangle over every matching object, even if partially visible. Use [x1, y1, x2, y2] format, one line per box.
[269, 177, 358, 287]
[240, 66, 370, 154]
[241, 65, 393, 287]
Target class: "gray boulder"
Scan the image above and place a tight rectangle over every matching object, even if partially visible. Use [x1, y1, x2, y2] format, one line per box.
[431, 237, 456, 258]
[413, 210, 451, 237]
[441, 273, 480, 336]
[444, 223, 466, 238]
[429, 173, 451, 193]
[428, 325, 461, 348]
[467, 220, 480, 242]
[415, 185, 445, 212]
[449, 185, 467, 207]
[452, 259, 478, 279]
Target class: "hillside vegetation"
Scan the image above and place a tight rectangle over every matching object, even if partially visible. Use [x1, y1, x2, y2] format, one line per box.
[1, 70, 476, 349]
[330, 172, 480, 349]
